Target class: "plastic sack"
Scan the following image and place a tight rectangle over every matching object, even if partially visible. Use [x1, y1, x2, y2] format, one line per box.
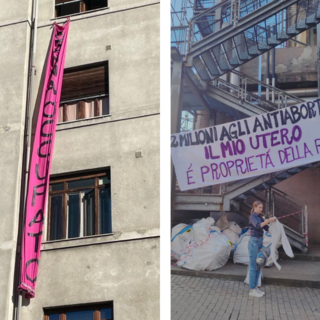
[177, 230, 232, 271]
[233, 230, 276, 266]
[171, 218, 215, 261]
[220, 222, 241, 250]
[171, 224, 194, 261]
[193, 217, 215, 244]
[269, 219, 294, 270]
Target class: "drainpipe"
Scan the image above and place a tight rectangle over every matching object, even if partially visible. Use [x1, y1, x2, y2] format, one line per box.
[258, 55, 262, 97]
[272, 48, 276, 103]
[266, 51, 270, 101]
[16, 0, 39, 318]
[317, 24, 320, 97]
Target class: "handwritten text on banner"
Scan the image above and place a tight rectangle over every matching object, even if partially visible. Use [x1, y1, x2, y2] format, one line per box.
[171, 99, 320, 191]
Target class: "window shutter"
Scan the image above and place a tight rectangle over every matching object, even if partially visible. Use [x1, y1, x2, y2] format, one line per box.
[61, 63, 108, 102]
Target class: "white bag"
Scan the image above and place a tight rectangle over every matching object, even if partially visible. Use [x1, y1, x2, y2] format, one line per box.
[221, 222, 241, 250]
[177, 230, 232, 271]
[233, 230, 276, 266]
[233, 231, 251, 265]
[269, 219, 294, 270]
[193, 217, 215, 243]
[171, 224, 194, 260]
[171, 218, 215, 261]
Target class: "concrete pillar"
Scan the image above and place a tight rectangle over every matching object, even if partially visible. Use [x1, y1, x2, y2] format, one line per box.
[171, 60, 184, 135]
[317, 24, 320, 97]
[171, 59, 184, 211]
[194, 109, 211, 130]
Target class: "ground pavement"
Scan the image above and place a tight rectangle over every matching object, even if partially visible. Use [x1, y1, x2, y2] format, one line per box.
[172, 274, 320, 320]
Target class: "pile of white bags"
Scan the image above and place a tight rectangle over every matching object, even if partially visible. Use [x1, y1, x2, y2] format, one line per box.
[171, 218, 232, 271]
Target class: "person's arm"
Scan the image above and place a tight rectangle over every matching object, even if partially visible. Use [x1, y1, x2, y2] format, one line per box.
[260, 217, 276, 228]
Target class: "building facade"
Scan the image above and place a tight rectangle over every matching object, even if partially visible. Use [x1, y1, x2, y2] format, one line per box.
[0, 0, 160, 319]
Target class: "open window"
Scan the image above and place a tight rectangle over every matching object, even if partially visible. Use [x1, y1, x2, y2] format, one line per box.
[55, 0, 108, 17]
[58, 62, 109, 123]
[44, 303, 113, 320]
[48, 171, 112, 241]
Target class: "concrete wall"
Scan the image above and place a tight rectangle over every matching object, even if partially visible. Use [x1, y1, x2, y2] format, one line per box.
[277, 168, 320, 246]
[22, 238, 160, 320]
[0, 0, 32, 25]
[0, 17, 30, 320]
[241, 46, 318, 87]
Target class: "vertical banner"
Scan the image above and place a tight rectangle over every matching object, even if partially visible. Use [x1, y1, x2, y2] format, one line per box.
[18, 21, 70, 298]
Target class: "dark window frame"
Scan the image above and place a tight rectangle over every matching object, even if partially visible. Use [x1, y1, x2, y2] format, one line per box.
[59, 61, 110, 123]
[55, 0, 108, 18]
[48, 170, 112, 241]
[44, 302, 113, 320]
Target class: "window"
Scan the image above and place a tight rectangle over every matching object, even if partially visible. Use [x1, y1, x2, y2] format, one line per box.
[44, 303, 113, 320]
[55, 0, 108, 17]
[58, 62, 109, 123]
[48, 171, 112, 241]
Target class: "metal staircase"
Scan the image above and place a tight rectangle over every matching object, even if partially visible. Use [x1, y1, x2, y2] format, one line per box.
[186, 66, 305, 117]
[188, 0, 320, 80]
[237, 188, 308, 253]
[171, 0, 319, 253]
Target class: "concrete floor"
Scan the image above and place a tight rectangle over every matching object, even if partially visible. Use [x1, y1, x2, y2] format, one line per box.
[172, 274, 320, 320]
[172, 258, 320, 288]
[279, 245, 320, 262]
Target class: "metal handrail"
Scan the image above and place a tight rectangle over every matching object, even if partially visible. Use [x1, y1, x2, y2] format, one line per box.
[191, 0, 276, 45]
[209, 77, 279, 111]
[270, 187, 307, 242]
[231, 70, 305, 101]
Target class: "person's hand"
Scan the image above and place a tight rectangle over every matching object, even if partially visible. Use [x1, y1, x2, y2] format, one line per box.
[268, 217, 277, 223]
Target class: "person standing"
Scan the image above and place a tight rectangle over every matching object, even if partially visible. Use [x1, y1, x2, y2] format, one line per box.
[248, 201, 276, 298]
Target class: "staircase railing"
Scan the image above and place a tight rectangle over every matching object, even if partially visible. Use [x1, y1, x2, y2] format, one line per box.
[187, 0, 319, 80]
[242, 187, 308, 246]
[207, 69, 304, 114]
[191, 0, 277, 47]
[269, 187, 308, 245]
[230, 70, 303, 106]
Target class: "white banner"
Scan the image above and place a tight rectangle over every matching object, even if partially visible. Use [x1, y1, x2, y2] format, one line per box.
[171, 99, 320, 191]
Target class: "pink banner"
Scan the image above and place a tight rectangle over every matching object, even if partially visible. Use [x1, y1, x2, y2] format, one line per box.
[19, 21, 70, 298]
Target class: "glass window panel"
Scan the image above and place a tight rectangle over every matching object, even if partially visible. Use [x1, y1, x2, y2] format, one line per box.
[50, 195, 63, 240]
[68, 193, 80, 238]
[101, 307, 112, 319]
[66, 310, 94, 320]
[51, 183, 63, 191]
[99, 187, 112, 234]
[68, 178, 95, 189]
[83, 190, 95, 236]
[101, 97, 109, 115]
[87, 0, 108, 10]
[57, 2, 81, 17]
[48, 314, 60, 320]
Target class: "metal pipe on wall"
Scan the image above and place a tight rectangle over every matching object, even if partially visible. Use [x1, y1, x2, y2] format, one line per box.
[258, 55, 262, 97]
[272, 48, 275, 103]
[317, 24, 320, 97]
[266, 51, 270, 101]
[16, 0, 39, 318]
